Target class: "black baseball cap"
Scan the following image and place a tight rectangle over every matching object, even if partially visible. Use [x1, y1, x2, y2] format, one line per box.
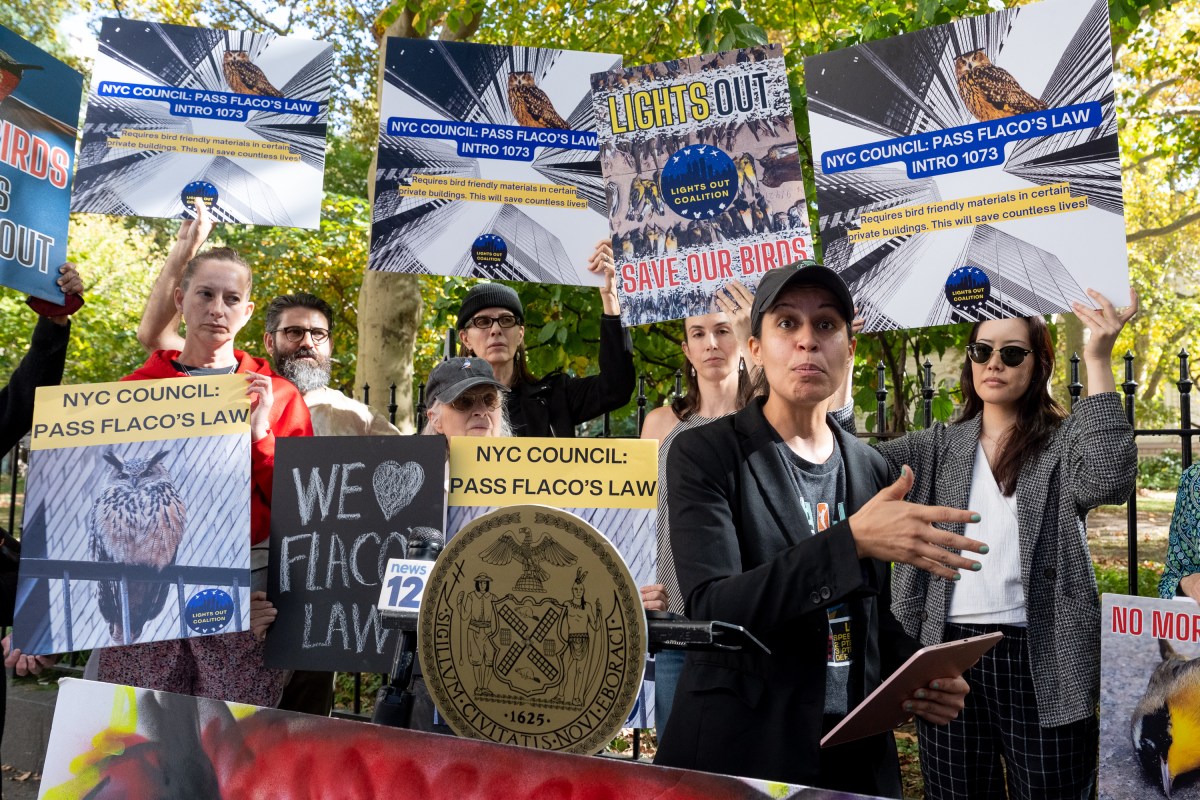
[750, 260, 855, 335]
[425, 357, 508, 403]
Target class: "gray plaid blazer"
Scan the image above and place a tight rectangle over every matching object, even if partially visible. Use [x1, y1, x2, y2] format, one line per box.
[866, 393, 1136, 727]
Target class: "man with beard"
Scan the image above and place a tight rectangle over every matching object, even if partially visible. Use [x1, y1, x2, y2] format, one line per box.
[262, 293, 399, 437]
[138, 204, 398, 439]
[258, 294, 399, 716]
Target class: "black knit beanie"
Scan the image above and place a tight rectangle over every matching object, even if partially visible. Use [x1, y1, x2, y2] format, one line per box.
[456, 283, 524, 329]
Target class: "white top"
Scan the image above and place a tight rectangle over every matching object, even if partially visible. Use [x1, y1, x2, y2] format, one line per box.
[947, 443, 1026, 625]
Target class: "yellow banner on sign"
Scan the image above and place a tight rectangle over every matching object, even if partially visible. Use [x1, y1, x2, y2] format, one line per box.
[846, 182, 1088, 244]
[107, 129, 300, 162]
[29, 375, 250, 451]
[448, 437, 657, 509]
[397, 175, 590, 209]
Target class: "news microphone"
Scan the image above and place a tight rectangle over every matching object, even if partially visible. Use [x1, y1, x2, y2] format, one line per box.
[373, 525, 444, 728]
[405, 526, 444, 562]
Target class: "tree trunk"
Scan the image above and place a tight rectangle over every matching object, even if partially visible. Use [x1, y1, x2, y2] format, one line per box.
[1142, 326, 1189, 402]
[356, 12, 420, 432]
[355, 6, 483, 433]
[876, 333, 909, 432]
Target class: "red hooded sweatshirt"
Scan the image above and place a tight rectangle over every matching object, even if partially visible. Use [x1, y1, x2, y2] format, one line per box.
[123, 350, 313, 544]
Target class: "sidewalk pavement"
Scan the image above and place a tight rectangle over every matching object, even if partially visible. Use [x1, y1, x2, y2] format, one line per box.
[1, 677, 56, 800]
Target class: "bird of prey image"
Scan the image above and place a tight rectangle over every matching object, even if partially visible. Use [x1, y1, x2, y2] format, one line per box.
[223, 51, 283, 97]
[507, 72, 569, 129]
[954, 49, 1047, 122]
[479, 527, 576, 593]
[87, 450, 186, 644]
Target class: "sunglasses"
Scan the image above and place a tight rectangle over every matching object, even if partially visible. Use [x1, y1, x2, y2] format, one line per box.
[967, 343, 1034, 367]
[271, 326, 330, 344]
[447, 391, 502, 413]
[467, 314, 520, 330]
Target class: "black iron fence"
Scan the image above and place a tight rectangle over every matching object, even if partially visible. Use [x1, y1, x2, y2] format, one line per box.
[5, 348, 1197, 716]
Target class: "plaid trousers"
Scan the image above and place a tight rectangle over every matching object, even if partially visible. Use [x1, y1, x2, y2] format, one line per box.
[917, 623, 1097, 800]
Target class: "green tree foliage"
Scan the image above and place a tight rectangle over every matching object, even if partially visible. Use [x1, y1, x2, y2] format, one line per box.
[1114, 1, 1200, 428]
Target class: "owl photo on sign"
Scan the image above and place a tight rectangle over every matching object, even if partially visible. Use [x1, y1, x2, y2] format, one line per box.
[223, 51, 282, 97]
[954, 49, 1047, 122]
[507, 72, 569, 129]
[87, 450, 187, 644]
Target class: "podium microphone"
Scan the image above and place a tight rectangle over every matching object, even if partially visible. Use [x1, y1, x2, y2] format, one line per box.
[405, 525, 444, 562]
[372, 526, 444, 728]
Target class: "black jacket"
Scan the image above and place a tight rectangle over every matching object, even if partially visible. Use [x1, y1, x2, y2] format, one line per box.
[1, 316, 69, 625]
[1, 317, 70, 454]
[654, 399, 918, 797]
[508, 314, 635, 437]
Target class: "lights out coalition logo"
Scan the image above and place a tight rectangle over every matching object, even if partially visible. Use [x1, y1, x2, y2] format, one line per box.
[945, 265, 990, 311]
[186, 588, 235, 635]
[659, 145, 738, 220]
[181, 180, 219, 213]
[471, 233, 508, 268]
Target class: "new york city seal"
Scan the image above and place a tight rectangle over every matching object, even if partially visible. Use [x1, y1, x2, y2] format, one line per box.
[418, 505, 646, 754]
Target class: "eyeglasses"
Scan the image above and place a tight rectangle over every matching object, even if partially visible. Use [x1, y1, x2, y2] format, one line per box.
[467, 314, 520, 330]
[271, 326, 330, 344]
[447, 391, 502, 413]
[967, 343, 1034, 367]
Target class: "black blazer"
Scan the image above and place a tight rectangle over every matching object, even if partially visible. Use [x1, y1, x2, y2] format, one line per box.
[653, 399, 917, 797]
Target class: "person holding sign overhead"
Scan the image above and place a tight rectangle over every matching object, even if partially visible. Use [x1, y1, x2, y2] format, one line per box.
[1, 262, 84, 744]
[453, 241, 635, 437]
[653, 261, 978, 797]
[95, 236, 312, 708]
[837, 294, 1138, 800]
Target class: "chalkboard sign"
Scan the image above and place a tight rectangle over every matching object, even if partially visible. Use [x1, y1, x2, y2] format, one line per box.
[265, 435, 447, 672]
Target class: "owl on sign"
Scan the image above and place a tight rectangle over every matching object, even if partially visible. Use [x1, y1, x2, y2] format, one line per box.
[223, 51, 282, 97]
[508, 72, 569, 130]
[954, 49, 1047, 122]
[87, 450, 187, 644]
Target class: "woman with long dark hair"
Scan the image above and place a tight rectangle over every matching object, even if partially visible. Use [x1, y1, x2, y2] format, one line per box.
[639, 281, 753, 733]
[867, 292, 1138, 799]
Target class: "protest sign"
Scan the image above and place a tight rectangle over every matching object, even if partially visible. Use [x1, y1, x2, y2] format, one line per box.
[369, 39, 620, 284]
[591, 45, 812, 326]
[447, 436, 658, 726]
[13, 375, 250, 654]
[265, 435, 447, 673]
[1100, 593, 1200, 799]
[70, 18, 332, 228]
[0, 25, 82, 303]
[40, 678, 815, 797]
[805, 0, 1129, 331]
